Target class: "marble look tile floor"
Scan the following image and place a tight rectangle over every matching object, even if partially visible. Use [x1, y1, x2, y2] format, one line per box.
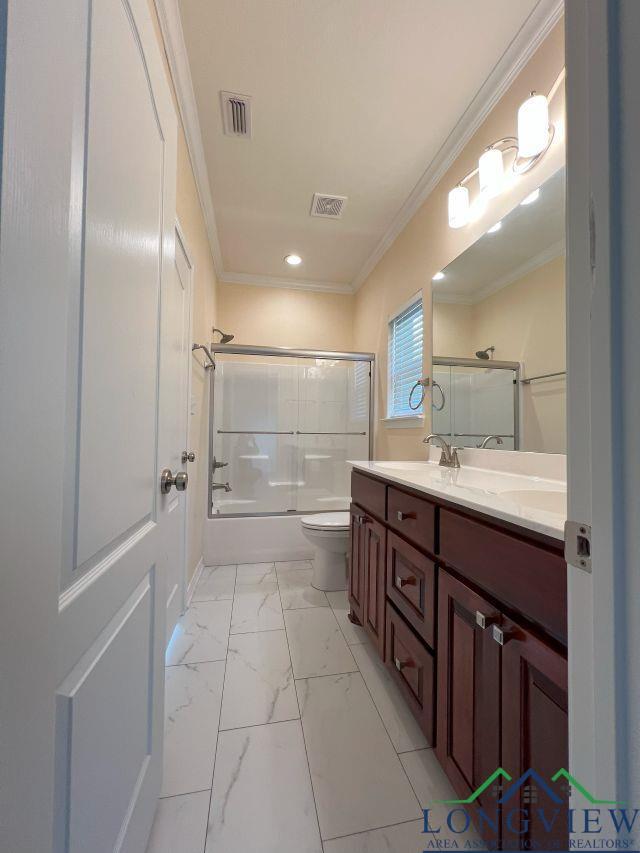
[147, 560, 470, 853]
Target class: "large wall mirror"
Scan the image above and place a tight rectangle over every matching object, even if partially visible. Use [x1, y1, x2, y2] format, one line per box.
[432, 166, 566, 453]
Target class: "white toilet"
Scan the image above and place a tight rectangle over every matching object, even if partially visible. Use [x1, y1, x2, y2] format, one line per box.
[300, 511, 351, 591]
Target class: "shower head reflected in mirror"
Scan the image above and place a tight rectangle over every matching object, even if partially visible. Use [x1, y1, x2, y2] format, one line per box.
[212, 327, 235, 344]
[475, 346, 495, 360]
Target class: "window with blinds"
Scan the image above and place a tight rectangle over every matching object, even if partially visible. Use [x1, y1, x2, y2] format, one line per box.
[387, 297, 423, 418]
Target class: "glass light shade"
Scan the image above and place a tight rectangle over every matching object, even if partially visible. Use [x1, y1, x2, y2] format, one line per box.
[478, 148, 504, 199]
[448, 185, 470, 229]
[518, 94, 549, 157]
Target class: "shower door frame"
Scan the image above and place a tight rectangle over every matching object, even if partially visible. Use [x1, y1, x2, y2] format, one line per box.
[432, 356, 521, 449]
[207, 344, 375, 519]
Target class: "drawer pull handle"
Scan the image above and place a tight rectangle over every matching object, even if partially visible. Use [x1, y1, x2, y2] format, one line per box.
[476, 611, 496, 629]
[396, 575, 416, 589]
[397, 510, 416, 521]
[395, 656, 415, 671]
[492, 625, 506, 645]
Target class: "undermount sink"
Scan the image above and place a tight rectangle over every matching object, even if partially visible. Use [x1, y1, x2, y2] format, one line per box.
[373, 461, 431, 472]
[499, 489, 566, 514]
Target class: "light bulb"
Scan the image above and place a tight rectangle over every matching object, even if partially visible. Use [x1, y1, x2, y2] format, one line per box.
[518, 93, 549, 158]
[284, 254, 302, 266]
[478, 148, 504, 199]
[448, 185, 469, 229]
[432, 271, 445, 281]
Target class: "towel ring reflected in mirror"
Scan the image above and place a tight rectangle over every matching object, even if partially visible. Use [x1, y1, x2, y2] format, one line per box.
[431, 380, 446, 412]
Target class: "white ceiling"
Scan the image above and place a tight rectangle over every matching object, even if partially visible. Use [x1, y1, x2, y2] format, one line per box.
[433, 166, 565, 303]
[175, 0, 560, 292]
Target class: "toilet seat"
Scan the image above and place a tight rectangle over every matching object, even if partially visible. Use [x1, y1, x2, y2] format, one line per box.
[300, 511, 350, 531]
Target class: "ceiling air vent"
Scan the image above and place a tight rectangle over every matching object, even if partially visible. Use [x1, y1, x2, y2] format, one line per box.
[220, 91, 252, 138]
[310, 193, 348, 219]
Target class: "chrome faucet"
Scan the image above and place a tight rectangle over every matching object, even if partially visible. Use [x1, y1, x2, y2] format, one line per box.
[422, 434, 461, 469]
[478, 435, 504, 449]
[212, 481, 232, 492]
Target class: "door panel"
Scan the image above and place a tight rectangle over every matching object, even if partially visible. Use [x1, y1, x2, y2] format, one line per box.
[348, 504, 366, 625]
[76, 0, 165, 572]
[362, 516, 386, 657]
[501, 618, 568, 851]
[436, 571, 501, 823]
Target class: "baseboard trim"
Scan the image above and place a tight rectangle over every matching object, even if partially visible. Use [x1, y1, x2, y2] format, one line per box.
[185, 557, 204, 608]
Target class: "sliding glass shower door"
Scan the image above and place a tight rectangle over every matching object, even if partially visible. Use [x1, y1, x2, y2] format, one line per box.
[210, 351, 372, 516]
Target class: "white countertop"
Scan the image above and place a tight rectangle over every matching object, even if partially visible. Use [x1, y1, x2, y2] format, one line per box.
[349, 456, 567, 541]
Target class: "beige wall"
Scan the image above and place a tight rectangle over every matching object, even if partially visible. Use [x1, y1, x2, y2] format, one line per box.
[218, 284, 354, 352]
[150, 1, 219, 583]
[433, 254, 566, 452]
[353, 21, 565, 459]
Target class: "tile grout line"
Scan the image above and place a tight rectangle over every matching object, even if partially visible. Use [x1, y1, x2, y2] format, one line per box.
[322, 816, 424, 844]
[276, 564, 326, 853]
[201, 563, 238, 853]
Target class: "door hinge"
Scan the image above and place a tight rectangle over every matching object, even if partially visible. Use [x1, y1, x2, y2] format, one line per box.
[564, 520, 592, 573]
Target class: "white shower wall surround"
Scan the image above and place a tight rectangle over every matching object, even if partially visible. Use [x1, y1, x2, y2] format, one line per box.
[210, 352, 372, 517]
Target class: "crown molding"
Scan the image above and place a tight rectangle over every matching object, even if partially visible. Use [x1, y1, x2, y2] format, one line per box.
[350, 0, 564, 292]
[154, 0, 224, 274]
[219, 271, 353, 295]
[433, 238, 565, 305]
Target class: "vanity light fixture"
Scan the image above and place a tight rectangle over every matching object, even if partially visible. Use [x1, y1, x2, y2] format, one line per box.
[520, 188, 540, 205]
[518, 93, 550, 158]
[487, 221, 502, 234]
[448, 185, 470, 229]
[479, 147, 504, 199]
[447, 68, 564, 229]
[432, 271, 445, 281]
[284, 253, 302, 266]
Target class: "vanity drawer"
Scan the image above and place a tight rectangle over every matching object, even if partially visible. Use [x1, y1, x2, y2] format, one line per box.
[387, 486, 436, 554]
[386, 604, 434, 744]
[439, 508, 567, 643]
[351, 471, 386, 520]
[386, 532, 436, 648]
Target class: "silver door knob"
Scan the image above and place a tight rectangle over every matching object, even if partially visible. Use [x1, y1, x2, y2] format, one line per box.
[160, 468, 189, 494]
[181, 450, 196, 464]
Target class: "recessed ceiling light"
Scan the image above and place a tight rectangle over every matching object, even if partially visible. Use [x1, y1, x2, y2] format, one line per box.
[520, 188, 540, 206]
[487, 221, 502, 234]
[432, 271, 445, 281]
[284, 254, 302, 266]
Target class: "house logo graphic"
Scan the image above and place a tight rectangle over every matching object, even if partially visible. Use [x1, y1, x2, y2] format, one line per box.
[436, 766, 624, 806]
[422, 767, 635, 851]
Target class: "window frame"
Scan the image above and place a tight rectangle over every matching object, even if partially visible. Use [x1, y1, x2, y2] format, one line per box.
[386, 293, 425, 425]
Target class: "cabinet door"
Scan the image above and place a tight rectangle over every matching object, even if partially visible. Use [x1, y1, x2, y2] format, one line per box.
[501, 618, 568, 852]
[348, 504, 366, 625]
[436, 571, 501, 814]
[362, 516, 387, 658]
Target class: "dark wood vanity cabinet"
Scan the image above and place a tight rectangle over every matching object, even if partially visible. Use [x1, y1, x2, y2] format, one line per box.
[348, 469, 569, 851]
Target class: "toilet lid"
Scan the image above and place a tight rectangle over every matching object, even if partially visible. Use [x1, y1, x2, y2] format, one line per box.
[301, 511, 351, 531]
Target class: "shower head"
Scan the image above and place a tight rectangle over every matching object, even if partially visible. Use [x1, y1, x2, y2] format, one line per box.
[475, 346, 495, 360]
[213, 327, 235, 344]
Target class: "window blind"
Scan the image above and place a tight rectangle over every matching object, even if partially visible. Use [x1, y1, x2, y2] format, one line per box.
[388, 298, 423, 417]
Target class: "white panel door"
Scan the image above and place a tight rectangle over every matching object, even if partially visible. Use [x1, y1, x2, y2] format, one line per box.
[0, 0, 178, 851]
